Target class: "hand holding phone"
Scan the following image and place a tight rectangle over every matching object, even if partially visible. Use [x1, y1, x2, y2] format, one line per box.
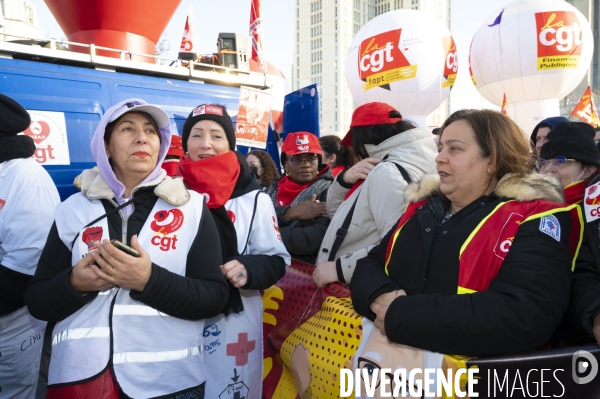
[110, 239, 141, 257]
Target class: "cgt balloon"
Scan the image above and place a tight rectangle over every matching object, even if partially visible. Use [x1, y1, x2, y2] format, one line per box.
[346, 10, 457, 126]
[470, 0, 594, 133]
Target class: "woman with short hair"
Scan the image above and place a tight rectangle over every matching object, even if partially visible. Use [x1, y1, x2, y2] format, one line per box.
[351, 109, 583, 356]
[25, 99, 228, 398]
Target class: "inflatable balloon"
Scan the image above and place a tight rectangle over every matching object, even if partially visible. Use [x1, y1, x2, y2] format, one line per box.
[346, 10, 457, 126]
[470, 0, 594, 134]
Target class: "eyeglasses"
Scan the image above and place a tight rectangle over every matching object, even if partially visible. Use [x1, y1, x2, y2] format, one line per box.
[357, 357, 424, 398]
[248, 163, 263, 168]
[289, 155, 319, 165]
[536, 156, 577, 171]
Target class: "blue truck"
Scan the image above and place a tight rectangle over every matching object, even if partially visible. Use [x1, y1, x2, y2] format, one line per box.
[0, 39, 282, 200]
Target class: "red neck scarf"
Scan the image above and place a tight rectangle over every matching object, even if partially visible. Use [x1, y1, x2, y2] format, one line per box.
[277, 176, 311, 206]
[177, 151, 240, 208]
[277, 166, 329, 206]
[564, 180, 587, 205]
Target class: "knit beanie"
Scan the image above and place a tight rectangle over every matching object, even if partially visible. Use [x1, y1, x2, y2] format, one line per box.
[529, 116, 570, 147]
[181, 104, 235, 152]
[0, 93, 36, 162]
[540, 122, 600, 167]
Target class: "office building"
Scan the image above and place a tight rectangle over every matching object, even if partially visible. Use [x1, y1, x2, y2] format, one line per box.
[293, 0, 450, 135]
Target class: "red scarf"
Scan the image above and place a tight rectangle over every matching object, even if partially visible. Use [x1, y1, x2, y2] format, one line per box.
[277, 166, 329, 206]
[177, 151, 240, 208]
[564, 180, 587, 205]
[331, 165, 345, 177]
[277, 176, 311, 206]
[344, 180, 365, 201]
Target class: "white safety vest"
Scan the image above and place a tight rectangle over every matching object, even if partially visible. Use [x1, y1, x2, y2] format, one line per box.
[49, 191, 206, 398]
[204, 190, 290, 399]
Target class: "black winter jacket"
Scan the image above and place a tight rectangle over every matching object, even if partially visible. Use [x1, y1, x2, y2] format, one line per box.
[269, 171, 332, 264]
[25, 185, 229, 322]
[351, 185, 575, 356]
[569, 204, 600, 342]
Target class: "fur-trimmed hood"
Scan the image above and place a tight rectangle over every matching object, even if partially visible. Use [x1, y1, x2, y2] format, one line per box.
[405, 173, 565, 204]
[77, 167, 190, 206]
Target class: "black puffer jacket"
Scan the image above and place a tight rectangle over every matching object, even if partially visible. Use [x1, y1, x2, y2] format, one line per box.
[569, 205, 600, 342]
[268, 170, 333, 264]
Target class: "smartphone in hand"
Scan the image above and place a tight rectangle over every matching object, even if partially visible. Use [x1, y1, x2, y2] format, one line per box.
[110, 239, 140, 257]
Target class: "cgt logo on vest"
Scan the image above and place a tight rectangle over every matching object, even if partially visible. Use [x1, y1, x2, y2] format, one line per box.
[535, 11, 583, 70]
[584, 182, 600, 221]
[150, 209, 184, 251]
[358, 29, 417, 91]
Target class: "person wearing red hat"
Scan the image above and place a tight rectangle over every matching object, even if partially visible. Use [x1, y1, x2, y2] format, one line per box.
[267, 131, 333, 263]
[160, 134, 184, 176]
[312, 102, 437, 288]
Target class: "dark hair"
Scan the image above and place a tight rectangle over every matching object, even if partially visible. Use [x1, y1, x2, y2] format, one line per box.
[319, 135, 359, 169]
[247, 150, 280, 188]
[351, 120, 417, 160]
[104, 111, 162, 145]
[439, 109, 533, 179]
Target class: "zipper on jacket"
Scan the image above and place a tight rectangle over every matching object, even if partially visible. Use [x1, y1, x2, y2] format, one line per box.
[107, 198, 129, 244]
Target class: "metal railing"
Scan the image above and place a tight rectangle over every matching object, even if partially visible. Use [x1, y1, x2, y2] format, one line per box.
[0, 33, 273, 89]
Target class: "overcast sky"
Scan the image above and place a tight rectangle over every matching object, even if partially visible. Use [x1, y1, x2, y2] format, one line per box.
[30, 0, 507, 111]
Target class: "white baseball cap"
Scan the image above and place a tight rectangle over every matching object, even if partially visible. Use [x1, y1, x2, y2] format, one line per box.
[108, 99, 170, 129]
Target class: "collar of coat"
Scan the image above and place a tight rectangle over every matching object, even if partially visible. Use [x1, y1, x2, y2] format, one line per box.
[405, 173, 565, 204]
[77, 167, 190, 206]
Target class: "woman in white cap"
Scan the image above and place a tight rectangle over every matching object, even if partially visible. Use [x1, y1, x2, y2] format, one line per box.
[25, 98, 228, 399]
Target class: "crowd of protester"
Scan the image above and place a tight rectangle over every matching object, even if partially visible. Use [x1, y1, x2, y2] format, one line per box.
[2, 92, 600, 398]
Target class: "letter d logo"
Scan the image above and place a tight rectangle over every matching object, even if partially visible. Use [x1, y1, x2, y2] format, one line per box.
[572, 349, 598, 384]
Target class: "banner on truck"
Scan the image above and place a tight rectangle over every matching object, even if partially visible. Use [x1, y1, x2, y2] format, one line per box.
[22, 110, 70, 165]
[235, 86, 272, 149]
